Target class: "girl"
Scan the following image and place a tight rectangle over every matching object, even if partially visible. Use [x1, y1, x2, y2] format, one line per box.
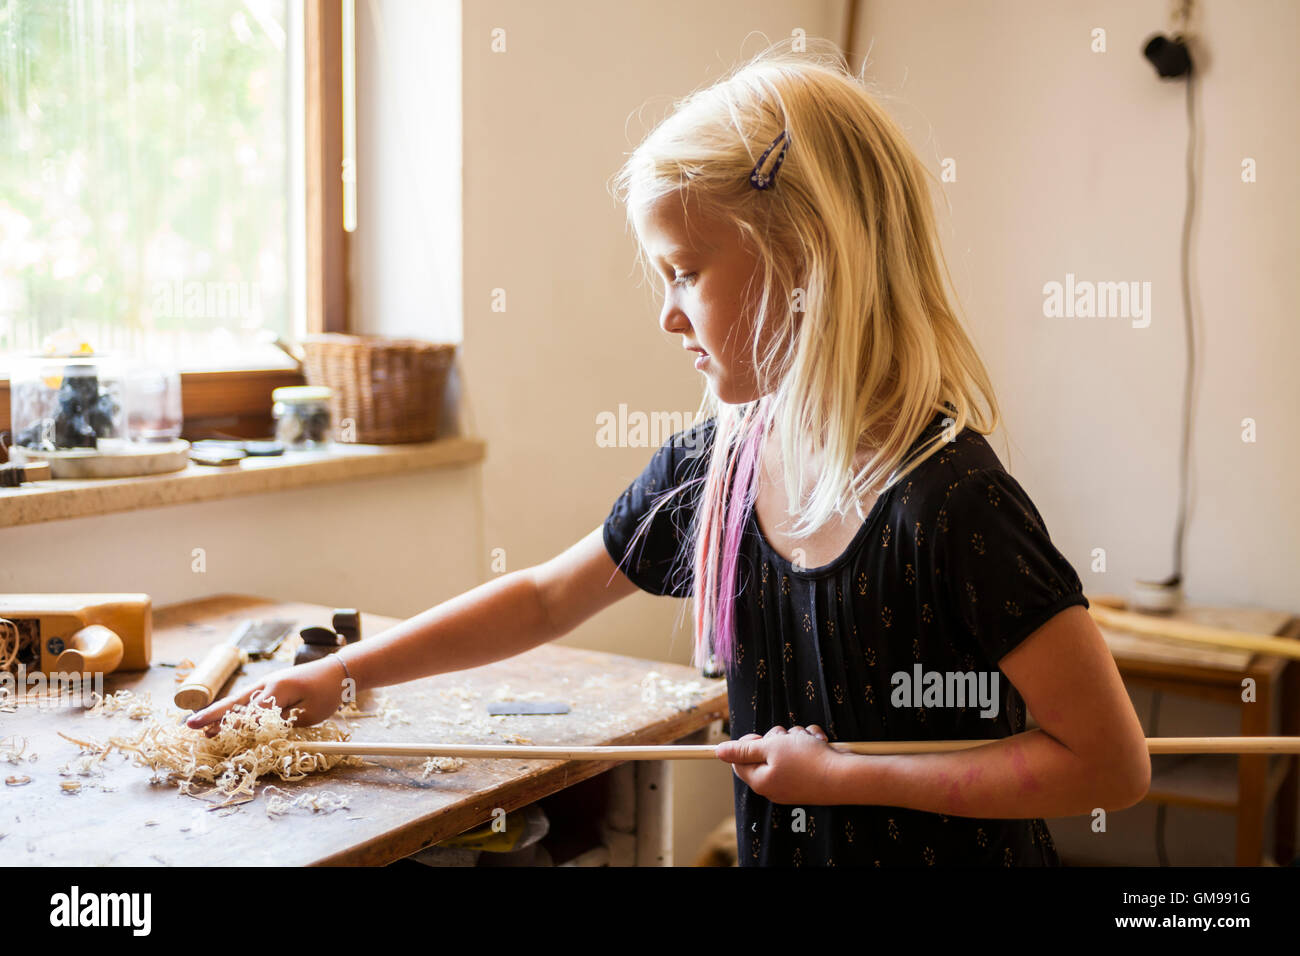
[190, 41, 1150, 867]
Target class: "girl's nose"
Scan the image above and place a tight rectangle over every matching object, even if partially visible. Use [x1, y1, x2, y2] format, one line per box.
[659, 292, 689, 336]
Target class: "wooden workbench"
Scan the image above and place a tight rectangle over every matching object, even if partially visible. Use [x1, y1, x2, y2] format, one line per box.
[1096, 603, 1299, 866]
[0, 595, 728, 866]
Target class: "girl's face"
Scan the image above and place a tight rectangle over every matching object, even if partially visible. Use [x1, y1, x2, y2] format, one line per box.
[632, 192, 773, 404]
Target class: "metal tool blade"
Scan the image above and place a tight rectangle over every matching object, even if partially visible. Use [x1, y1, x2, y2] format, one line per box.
[231, 618, 297, 659]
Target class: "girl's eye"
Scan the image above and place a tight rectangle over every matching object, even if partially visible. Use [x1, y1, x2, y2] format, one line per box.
[672, 272, 697, 288]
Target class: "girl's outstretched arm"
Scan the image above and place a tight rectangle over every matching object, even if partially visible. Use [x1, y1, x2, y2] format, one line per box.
[189, 526, 639, 729]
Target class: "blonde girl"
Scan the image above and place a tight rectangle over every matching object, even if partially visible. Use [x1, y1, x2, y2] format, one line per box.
[192, 39, 1149, 867]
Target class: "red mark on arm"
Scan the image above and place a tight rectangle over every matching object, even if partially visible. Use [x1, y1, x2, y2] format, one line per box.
[1007, 741, 1042, 793]
[936, 764, 984, 814]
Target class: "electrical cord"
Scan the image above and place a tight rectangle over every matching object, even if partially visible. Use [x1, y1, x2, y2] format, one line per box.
[1168, 68, 1198, 588]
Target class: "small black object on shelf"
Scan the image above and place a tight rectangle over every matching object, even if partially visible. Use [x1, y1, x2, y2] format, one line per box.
[294, 608, 362, 666]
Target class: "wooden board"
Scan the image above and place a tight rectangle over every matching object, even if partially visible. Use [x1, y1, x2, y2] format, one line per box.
[1098, 603, 1294, 672]
[0, 594, 728, 866]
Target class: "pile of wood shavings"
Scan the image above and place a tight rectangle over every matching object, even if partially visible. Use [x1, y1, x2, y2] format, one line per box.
[86, 689, 155, 719]
[60, 689, 362, 806]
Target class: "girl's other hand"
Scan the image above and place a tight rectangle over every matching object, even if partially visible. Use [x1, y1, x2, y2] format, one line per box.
[715, 724, 842, 805]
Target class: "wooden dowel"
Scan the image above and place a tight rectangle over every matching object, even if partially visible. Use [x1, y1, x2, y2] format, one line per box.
[1085, 596, 1300, 660]
[293, 736, 1300, 760]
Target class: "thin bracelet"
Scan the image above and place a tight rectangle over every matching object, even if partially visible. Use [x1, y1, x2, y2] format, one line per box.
[334, 653, 353, 688]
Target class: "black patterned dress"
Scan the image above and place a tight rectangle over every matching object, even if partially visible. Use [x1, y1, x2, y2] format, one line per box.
[602, 406, 1087, 866]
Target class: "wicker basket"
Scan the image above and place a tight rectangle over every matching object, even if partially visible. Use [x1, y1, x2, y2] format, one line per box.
[301, 333, 456, 444]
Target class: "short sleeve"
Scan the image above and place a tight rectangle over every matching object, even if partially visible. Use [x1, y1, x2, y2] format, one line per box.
[931, 468, 1089, 663]
[602, 419, 714, 598]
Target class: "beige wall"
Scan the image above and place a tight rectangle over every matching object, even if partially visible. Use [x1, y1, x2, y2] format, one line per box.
[856, 0, 1299, 863]
[0, 469, 483, 614]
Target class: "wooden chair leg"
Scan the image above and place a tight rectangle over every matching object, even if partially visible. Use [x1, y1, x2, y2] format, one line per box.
[1236, 667, 1270, 866]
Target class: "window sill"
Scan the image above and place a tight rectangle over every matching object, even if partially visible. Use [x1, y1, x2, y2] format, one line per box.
[0, 437, 486, 529]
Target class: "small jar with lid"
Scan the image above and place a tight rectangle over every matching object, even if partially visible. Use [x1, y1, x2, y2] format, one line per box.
[272, 386, 333, 449]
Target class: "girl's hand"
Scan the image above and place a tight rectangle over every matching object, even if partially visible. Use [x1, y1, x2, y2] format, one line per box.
[184, 656, 350, 736]
[715, 724, 842, 805]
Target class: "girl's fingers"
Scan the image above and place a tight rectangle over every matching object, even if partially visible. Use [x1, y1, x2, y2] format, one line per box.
[806, 724, 828, 741]
[716, 737, 766, 765]
[186, 681, 264, 728]
[765, 725, 787, 737]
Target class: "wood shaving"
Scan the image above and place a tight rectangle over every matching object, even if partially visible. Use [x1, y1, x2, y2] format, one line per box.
[0, 735, 34, 764]
[262, 785, 350, 816]
[337, 693, 409, 727]
[5, 775, 31, 786]
[58, 752, 108, 776]
[59, 690, 363, 806]
[172, 659, 196, 682]
[500, 733, 533, 745]
[60, 781, 81, 793]
[0, 617, 20, 671]
[337, 698, 367, 718]
[418, 757, 465, 777]
[86, 689, 154, 719]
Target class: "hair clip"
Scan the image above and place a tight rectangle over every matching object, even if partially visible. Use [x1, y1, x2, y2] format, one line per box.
[749, 129, 791, 190]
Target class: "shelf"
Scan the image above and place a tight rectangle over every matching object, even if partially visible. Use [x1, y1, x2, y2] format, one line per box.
[0, 436, 486, 528]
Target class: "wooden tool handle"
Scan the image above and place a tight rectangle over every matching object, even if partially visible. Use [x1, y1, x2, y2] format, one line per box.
[54, 624, 125, 674]
[293, 736, 1300, 760]
[174, 643, 247, 711]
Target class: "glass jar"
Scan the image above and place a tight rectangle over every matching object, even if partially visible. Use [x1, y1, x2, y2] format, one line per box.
[272, 385, 332, 449]
[7, 351, 128, 454]
[124, 363, 183, 442]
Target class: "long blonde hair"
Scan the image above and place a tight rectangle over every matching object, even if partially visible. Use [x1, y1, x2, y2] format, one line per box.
[610, 38, 1001, 673]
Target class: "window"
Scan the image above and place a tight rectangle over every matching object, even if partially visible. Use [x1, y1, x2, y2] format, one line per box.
[0, 0, 316, 370]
